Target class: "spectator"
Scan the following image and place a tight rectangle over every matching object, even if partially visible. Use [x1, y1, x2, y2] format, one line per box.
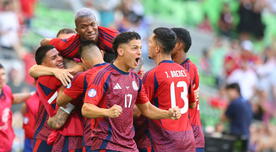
[237, 0, 266, 40]
[227, 58, 258, 100]
[19, 0, 36, 29]
[223, 40, 241, 78]
[200, 48, 211, 75]
[218, 3, 234, 37]
[0, 0, 20, 50]
[198, 13, 213, 33]
[91, 0, 120, 27]
[221, 83, 252, 139]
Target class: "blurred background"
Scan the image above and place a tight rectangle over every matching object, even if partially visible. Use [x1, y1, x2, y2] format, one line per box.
[0, 0, 276, 151]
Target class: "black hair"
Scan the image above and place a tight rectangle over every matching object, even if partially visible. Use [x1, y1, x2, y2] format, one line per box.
[171, 27, 192, 53]
[112, 31, 141, 58]
[35, 45, 55, 65]
[225, 83, 241, 96]
[56, 28, 76, 37]
[0, 63, 3, 69]
[153, 27, 176, 54]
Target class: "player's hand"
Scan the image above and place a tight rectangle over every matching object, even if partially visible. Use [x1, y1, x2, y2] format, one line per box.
[53, 69, 74, 86]
[168, 106, 181, 120]
[107, 105, 123, 118]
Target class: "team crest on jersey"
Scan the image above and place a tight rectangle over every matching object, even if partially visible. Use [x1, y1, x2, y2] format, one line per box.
[66, 83, 72, 88]
[132, 81, 138, 91]
[88, 89, 97, 98]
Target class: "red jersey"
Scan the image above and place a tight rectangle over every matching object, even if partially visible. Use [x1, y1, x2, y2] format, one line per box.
[23, 91, 39, 139]
[63, 63, 109, 146]
[35, 76, 83, 151]
[181, 58, 205, 148]
[0, 85, 15, 151]
[49, 26, 119, 59]
[84, 64, 149, 152]
[142, 60, 195, 152]
[34, 76, 62, 141]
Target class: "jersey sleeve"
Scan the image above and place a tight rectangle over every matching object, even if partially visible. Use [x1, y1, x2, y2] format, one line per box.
[36, 76, 62, 117]
[136, 80, 149, 104]
[141, 70, 155, 101]
[83, 73, 107, 105]
[49, 38, 66, 51]
[49, 34, 79, 52]
[192, 64, 200, 103]
[63, 73, 86, 100]
[188, 79, 196, 106]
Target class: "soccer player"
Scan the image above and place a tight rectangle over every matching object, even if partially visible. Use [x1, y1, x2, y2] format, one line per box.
[171, 27, 205, 152]
[142, 27, 196, 152]
[33, 45, 83, 152]
[82, 31, 181, 152]
[29, 28, 84, 87]
[21, 91, 39, 152]
[0, 63, 33, 152]
[56, 43, 108, 149]
[41, 8, 119, 63]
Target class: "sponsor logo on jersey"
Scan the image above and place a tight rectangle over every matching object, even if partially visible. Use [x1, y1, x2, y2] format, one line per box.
[113, 83, 122, 90]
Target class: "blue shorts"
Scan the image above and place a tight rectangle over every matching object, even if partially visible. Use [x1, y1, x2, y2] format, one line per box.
[23, 138, 34, 152]
[196, 148, 205, 152]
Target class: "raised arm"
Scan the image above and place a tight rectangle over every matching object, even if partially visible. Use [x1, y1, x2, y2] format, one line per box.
[29, 65, 74, 86]
[136, 102, 181, 120]
[13, 92, 32, 104]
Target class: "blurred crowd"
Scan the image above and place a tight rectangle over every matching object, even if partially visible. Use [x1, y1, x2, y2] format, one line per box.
[198, 0, 276, 151]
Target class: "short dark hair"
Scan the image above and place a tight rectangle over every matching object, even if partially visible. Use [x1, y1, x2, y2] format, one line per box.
[112, 31, 141, 58]
[35, 45, 55, 65]
[225, 83, 241, 96]
[0, 63, 3, 69]
[171, 27, 191, 53]
[56, 28, 76, 37]
[153, 27, 176, 54]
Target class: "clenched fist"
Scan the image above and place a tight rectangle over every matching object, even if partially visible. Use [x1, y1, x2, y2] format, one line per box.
[107, 104, 123, 118]
[168, 106, 181, 120]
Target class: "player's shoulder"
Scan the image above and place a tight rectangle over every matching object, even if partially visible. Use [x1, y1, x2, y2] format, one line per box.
[98, 26, 119, 36]
[91, 64, 114, 85]
[37, 75, 59, 82]
[37, 75, 61, 88]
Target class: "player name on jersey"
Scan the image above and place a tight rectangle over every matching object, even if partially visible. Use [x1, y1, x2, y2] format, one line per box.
[165, 70, 187, 78]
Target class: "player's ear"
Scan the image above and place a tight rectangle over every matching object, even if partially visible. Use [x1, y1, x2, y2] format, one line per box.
[117, 47, 124, 56]
[156, 45, 161, 54]
[100, 50, 104, 57]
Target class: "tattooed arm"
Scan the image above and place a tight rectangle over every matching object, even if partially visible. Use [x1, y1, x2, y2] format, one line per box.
[47, 108, 70, 129]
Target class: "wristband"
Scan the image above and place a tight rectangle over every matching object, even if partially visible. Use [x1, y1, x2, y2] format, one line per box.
[59, 103, 75, 114]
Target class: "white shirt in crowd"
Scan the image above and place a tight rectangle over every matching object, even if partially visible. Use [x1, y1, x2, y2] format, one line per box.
[0, 11, 19, 48]
[227, 68, 258, 100]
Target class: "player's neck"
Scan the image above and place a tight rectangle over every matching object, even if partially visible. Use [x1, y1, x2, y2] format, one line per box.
[113, 59, 130, 73]
[156, 53, 172, 64]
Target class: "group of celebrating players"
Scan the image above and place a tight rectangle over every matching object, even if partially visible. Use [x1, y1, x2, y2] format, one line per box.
[0, 8, 204, 152]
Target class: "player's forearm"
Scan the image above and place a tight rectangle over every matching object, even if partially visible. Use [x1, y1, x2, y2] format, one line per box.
[82, 103, 109, 118]
[29, 65, 56, 78]
[47, 108, 70, 129]
[56, 90, 72, 107]
[137, 102, 170, 119]
[13, 92, 32, 104]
